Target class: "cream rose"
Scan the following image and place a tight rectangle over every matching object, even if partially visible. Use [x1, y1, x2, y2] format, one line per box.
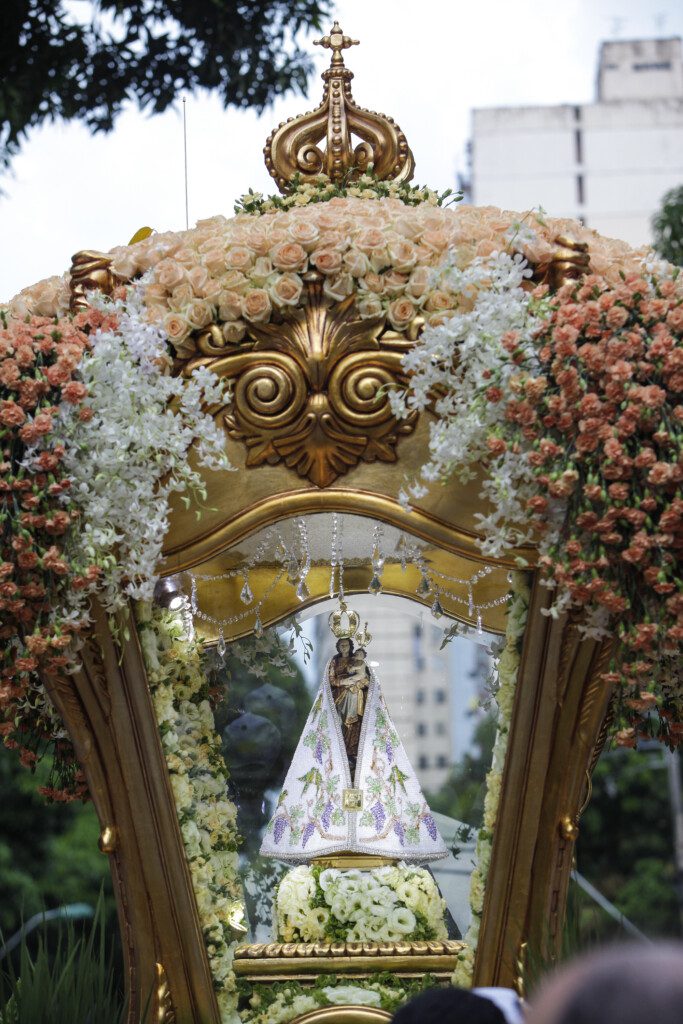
[155, 258, 186, 291]
[357, 295, 383, 319]
[225, 246, 255, 272]
[109, 249, 140, 279]
[270, 273, 304, 307]
[343, 249, 371, 278]
[287, 219, 320, 250]
[311, 249, 343, 275]
[425, 289, 454, 313]
[356, 227, 387, 252]
[387, 297, 416, 330]
[187, 265, 211, 295]
[388, 238, 418, 272]
[202, 248, 227, 275]
[406, 266, 432, 301]
[250, 257, 274, 285]
[382, 270, 408, 296]
[271, 241, 307, 272]
[323, 273, 353, 303]
[217, 290, 242, 321]
[163, 312, 191, 345]
[241, 289, 272, 323]
[169, 282, 195, 310]
[185, 298, 214, 330]
[222, 320, 247, 344]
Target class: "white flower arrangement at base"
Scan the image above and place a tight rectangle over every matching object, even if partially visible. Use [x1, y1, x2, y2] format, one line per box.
[452, 571, 530, 987]
[136, 602, 243, 1024]
[275, 863, 447, 944]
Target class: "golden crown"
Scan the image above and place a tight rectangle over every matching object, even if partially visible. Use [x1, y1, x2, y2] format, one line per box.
[264, 21, 415, 193]
[328, 600, 361, 640]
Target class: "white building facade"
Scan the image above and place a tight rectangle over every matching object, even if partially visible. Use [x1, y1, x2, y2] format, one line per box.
[470, 37, 683, 247]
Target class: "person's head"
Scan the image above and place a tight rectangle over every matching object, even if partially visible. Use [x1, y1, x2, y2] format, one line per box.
[526, 942, 683, 1024]
[336, 637, 353, 657]
[392, 986, 507, 1024]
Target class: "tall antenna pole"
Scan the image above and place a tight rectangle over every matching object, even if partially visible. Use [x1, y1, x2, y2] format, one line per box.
[182, 97, 189, 230]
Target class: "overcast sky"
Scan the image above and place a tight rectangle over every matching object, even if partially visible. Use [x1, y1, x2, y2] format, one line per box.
[3, 0, 683, 300]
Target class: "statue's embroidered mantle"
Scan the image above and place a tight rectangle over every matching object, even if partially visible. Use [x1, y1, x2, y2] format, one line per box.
[260, 660, 448, 863]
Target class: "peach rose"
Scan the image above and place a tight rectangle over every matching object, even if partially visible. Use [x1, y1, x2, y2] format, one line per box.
[355, 227, 387, 253]
[109, 249, 139, 279]
[357, 295, 384, 319]
[250, 257, 274, 285]
[388, 239, 417, 273]
[368, 248, 390, 273]
[203, 248, 227, 276]
[225, 246, 255, 272]
[163, 312, 191, 344]
[361, 272, 385, 295]
[217, 291, 243, 321]
[387, 297, 416, 330]
[270, 273, 304, 308]
[425, 290, 454, 313]
[288, 220, 320, 251]
[241, 289, 272, 323]
[271, 241, 307, 272]
[27, 276, 67, 317]
[311, 249, 343, 275]
[382, 270, 408, 297]
[421, 228, 449, 253]
[343, 250, 371, 278]
[187, 265, 210, 296]
[185, 299, 213, 330]
[155, 259, 186, 291]
[323, 274, 354, 303]
[169, 282, 195, 311]
[220, 270, 248, 294]
[222, 320, 247, 344]
[406, 266, 432, 301]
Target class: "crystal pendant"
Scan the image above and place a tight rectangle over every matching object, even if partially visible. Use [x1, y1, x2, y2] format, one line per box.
[417, 575, 431, 597]
[477, 613, 483, 635]
[190, 576, 198, 614]
[296, 579, 309, 602]
[371, 546, 385, 571]
[468, 588, 474, 617]
[431, 596, 444, 619]
[217, 627, 226, 659]
[287, 559, 299, 584]
[254, 612, 263, 638]
[368, 574, 382, 595]
[240, 579, 254, 605]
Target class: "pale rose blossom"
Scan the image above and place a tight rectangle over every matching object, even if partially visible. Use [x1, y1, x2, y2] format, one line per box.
[323, 273, 354, 303]
[109, 248, 140, 279]
[185, 299, 213, 330]
[241, 289, 272, 323]
[217, 291, 242, 321]
[156, 259, 186, 290]
[270, 273, 304, 307]
[169, 282, 195, 311]
[163, 312, 191, 344]
[187, 265, 210, 296]
[288, 220, 320, 250]
[343, 250, 371, 277]
[387, 297, 417, 330]
[222, 320, 247, 343]
[225, 246, 254, 272]
[311, 249, 343, 275]
[357, 295, 383, 318]
[271, 241, 307, 272]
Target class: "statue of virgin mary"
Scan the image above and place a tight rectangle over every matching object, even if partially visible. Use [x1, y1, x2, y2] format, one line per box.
[260, 603, 448, 863]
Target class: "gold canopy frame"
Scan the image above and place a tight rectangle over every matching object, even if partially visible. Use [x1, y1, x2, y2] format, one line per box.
[39, 20, 616, 1024]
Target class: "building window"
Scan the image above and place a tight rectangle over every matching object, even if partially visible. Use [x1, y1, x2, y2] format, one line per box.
[418, 755, 429, 770]
[434, 688, 446, 704]
[633, 61, 671, 71]
[412, 623, 425, 671]
[416, 689, 425, 705]
[436, 755, 448, 769]
[435, 721, 447, 736]
[417, 722, 427, 736]
[576, 174, 585, 205]
[574, 129, 583, 165]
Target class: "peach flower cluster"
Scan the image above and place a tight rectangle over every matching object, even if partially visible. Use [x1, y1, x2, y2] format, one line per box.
[493, 273, 683, 744]
[0, 308, 115, 801]
[10, 200, 649, 360]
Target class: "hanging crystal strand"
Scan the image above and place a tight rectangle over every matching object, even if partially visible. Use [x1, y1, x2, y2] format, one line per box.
[477, 611, 483, 635]
[240, 573, 254, 605]
[190, 574, 198, 614]
[337, 514, 345, 601]
[254, 609, 263, 637]
[468, 585, 474, 618]
[397, 533, 408, 573]
[296, 518, 311, 601]
[431, 591, 444, 619]
[368, 521, 384, 595]
[181, 596, 195, 642]
[329, 512, 338, 598]
[217, 625, 226, 659]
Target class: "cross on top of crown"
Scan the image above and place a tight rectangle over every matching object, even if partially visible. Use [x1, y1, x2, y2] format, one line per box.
[314, 21, 359, 63]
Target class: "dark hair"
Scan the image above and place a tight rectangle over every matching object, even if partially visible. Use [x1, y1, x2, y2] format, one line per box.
[392, 987, 506, 1024]
[335, 637, 354, 655]
[529, 943, 683, 1024]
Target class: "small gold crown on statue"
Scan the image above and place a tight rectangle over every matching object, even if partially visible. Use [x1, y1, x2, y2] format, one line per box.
[328, 601, 372, 647]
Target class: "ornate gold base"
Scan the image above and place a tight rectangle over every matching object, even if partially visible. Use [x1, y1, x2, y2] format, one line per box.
[310, 852, 398, 869]
[234, 940, 464, 982]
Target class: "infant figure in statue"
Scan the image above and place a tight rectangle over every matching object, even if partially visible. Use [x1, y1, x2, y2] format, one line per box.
[329, 638, 370, 778]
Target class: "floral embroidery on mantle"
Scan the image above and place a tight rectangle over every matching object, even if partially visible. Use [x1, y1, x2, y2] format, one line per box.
[260, 659, 447, 862]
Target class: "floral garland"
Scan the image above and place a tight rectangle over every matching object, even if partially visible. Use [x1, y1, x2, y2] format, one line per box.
[393, 259, 683, 744]
[234, 170, 459, 214]
[452, 572, 529, 987]
[0, 290, 230, 798]
[238, 972, 439, 1024]
[275, 863, 447, 944]
[135, 602, 243, 1024]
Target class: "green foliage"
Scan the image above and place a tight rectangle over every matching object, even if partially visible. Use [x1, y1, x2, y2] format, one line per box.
[0, 744, 113, 938]
[577, 746, 680, 938]
[235, 170, 461, 215]
[427, 713, 497, 828]
[653, 185, 683, 266]
[0, 897, 125, 1024]
[0, 0, 332, 171]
